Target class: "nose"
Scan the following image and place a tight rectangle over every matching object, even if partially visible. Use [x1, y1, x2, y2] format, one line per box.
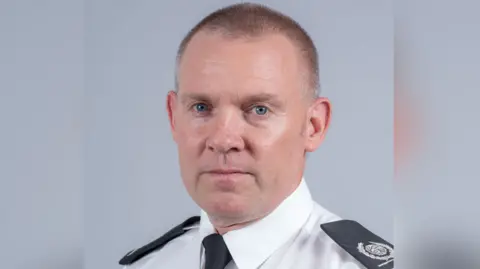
[206, 110, 245, 154]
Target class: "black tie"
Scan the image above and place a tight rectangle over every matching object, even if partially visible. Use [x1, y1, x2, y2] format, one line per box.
[202, 233, 233, 269]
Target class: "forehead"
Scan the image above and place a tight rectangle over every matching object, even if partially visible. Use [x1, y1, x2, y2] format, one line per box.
[177, 31, 305, 98]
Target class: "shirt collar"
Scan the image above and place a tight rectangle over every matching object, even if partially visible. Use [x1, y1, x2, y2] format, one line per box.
[198, 178, 314, 269]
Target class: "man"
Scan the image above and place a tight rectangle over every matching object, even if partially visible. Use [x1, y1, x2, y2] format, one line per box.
[119, 3, 393, 269]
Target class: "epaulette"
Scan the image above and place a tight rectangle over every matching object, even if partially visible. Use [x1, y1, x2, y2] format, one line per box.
[321, 220, 394, 269]
[119, 216, 200, 266]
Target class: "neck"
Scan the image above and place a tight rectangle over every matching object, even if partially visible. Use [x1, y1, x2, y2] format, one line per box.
[206, 173, 306, 234]
[214, 217, 262, 235]
[208, 210, 268, 235]
[209, 179, 304, 235]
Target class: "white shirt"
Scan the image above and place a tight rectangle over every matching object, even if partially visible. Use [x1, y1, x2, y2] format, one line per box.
[123, 179, 366, 269]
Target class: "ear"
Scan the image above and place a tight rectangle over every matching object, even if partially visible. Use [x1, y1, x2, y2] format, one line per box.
[305, 97, 332, 152]
[166, 90, 179, 142]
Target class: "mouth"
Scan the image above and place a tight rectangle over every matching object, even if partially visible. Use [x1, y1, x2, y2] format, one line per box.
[201, 169, 251, 189]
[205, 169, 248, 175]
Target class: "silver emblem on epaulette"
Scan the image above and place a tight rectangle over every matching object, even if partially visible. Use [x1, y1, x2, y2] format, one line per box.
[357, 241, 394, 267]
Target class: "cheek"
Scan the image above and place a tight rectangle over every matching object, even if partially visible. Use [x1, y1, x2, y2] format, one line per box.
[177, 118, 208, 149]
[250, 121, 304, 192]
[248, 118, 300, 157]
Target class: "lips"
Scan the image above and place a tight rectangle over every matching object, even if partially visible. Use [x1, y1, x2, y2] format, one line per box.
[202, 170, 248, 190]
[206, 169, 247, 175]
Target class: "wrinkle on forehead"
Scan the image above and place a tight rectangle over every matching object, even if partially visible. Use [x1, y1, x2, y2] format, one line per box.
[200, 59, 227, 75]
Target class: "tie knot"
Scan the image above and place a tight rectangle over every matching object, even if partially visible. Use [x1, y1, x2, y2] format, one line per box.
[202, 234, 232, 269]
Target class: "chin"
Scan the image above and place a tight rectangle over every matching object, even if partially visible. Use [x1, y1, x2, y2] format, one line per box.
[205, 195, 250, 218]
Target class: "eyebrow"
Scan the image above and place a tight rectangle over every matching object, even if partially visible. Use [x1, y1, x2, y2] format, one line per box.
[179, 92, 213, 105]
[179, 92, 283, 106]
[242, 92, 282, 106]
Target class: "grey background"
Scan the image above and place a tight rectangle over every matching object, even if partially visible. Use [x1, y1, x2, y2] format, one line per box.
[0, 1, 84, 269]
[85, 1, 392, 269]
[395, 0, 480, 267]
[0, 0, 392, 269]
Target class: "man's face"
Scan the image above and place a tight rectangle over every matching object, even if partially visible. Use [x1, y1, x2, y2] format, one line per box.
[167, 32, 330, 224]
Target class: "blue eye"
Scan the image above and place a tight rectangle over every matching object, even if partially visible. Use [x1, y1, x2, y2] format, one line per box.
[193, 103, 209, 112]
[253, 105, 268, 115]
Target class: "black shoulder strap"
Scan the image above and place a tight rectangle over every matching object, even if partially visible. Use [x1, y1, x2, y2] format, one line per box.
[119, 216, 201, 266]
[321, 220, 394, 269]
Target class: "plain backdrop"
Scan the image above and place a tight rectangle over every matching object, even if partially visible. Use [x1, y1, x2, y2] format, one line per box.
[1, 1, 84, 269]
[0, 0, 392, 269]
